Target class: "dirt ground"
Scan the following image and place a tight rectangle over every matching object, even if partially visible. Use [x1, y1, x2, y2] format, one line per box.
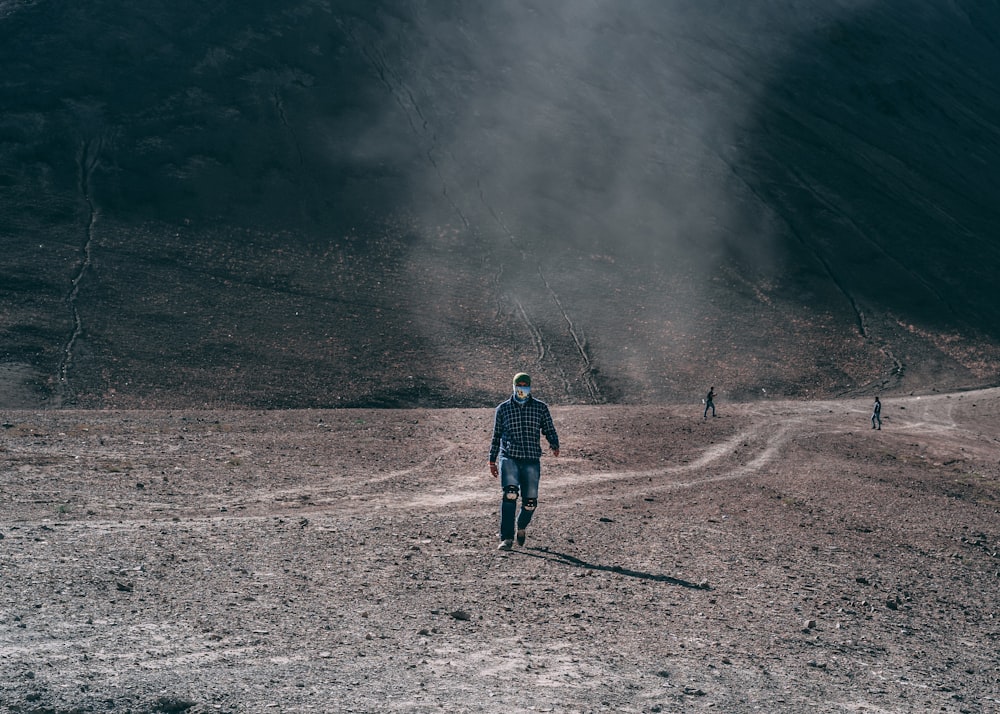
[1, 390, 998, 713]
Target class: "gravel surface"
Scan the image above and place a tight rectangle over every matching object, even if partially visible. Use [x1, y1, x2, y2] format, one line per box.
[2, 390, 999, 712]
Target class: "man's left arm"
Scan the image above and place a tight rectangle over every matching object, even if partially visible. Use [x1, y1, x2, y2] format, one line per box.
[541, 405, 559, 457]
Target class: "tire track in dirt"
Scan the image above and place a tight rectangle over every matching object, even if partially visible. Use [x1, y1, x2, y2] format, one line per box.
[532, 422, 794, 511]
[401, 422, 791, 512]
[537, 268, 602, 403]
[221, 441, 463, 513]
[398, 390, 1000, 514]
[56, 137, 102, 405]
[514, 299, 547, 365]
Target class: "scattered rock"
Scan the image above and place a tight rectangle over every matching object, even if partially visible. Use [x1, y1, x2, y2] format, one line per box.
[150, 696, 197, 713]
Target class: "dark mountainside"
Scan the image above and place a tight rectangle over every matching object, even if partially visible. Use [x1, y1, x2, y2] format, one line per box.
[1, 0, 999, 409]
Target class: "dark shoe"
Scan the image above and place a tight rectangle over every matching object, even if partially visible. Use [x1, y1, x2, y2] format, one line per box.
[516, 529, 526, 546]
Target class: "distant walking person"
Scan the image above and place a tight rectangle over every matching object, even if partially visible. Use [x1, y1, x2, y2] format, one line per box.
[488, 373, 560, 551]
[871, 396, 882, 430]
[704, 386, 716, 419]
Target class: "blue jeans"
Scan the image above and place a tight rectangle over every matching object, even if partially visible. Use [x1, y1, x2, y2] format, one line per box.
[498, 457, 540, 541]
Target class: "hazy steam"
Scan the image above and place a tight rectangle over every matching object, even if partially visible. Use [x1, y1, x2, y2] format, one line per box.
[373, 2, 871, 259]
[350, 1, 878, 398]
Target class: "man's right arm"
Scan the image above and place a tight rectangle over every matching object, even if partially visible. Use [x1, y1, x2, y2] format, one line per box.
[488, 406, 503, 476]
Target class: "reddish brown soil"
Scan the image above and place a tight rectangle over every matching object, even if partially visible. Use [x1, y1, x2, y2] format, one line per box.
[1, 390, 998, 713]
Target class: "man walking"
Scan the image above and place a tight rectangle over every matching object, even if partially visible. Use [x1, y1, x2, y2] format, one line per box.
[488, 373, 560, 551]
[704, 386, 716, 419]
[871, 396, 882, 430]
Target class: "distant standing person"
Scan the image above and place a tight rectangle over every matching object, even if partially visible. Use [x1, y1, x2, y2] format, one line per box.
[488, 373, 560, 551]
[871, 396, 882, 430]
[704, 386, 716, 419]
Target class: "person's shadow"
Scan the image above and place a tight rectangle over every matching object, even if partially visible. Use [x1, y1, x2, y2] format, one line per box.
[518, 546, 710, 590]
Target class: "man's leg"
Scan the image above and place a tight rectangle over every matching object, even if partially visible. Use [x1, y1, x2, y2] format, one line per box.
[498, 457, 521, 544]
[516, 460, 541, 533]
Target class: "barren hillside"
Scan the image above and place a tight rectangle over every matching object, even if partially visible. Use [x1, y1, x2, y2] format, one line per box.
[3, 1, 1000, 408]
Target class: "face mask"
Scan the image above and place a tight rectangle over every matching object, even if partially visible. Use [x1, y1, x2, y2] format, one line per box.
[514, 385, 531, 403]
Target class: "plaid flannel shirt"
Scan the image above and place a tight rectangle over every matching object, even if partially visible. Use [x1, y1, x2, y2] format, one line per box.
[489, 395, 559, 462]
